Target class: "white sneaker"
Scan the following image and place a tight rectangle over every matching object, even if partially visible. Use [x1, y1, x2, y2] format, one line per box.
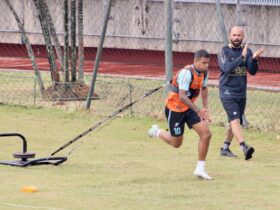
[194, 170, 213, 180]
[148, 124, 159, 138]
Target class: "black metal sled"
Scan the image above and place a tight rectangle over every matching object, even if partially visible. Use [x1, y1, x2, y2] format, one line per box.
[0, 133, 67, 167]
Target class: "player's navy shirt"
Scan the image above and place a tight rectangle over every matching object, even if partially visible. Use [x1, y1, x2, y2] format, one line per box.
[218, 45, 259, 99]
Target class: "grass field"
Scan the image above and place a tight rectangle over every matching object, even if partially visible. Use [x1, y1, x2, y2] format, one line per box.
[0, 104, 280, 210]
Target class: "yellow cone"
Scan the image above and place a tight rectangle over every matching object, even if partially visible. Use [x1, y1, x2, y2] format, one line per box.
[21, 186, 38, 193]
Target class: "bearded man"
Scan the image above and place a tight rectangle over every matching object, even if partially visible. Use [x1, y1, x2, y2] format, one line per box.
[218, 26, 264, 160]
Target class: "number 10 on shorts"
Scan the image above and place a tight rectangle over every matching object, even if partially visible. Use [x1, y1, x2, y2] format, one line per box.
[174, 127, 181, 135]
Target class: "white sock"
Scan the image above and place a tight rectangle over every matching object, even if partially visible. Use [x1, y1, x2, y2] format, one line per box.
[195, 160, 205, 172]
[156, 129, 161, 137]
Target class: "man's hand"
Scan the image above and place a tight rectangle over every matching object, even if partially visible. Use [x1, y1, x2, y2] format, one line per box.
[242, 43, 248, 58]
[253, 48, 264, 60]
[197, 109, 212, 123]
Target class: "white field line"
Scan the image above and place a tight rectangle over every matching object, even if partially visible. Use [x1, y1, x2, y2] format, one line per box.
[0, 201, 68, 210]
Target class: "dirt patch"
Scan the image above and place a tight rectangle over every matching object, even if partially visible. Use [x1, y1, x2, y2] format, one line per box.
[42, 83, 98, 101]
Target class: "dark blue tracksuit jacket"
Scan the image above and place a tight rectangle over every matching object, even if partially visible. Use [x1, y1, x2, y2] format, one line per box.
[218, 45, 259, 99]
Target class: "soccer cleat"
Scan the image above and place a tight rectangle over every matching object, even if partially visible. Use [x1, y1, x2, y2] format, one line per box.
[243, 145, 255, 160]
[148, 124, 159, 138]
[220, 148, 237, 157]
[194, 170, 213, 180]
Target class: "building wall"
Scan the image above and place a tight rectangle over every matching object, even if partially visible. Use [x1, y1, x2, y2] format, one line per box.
[0, 0, 279, 57]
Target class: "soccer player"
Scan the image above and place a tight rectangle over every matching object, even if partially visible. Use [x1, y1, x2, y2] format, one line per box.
[218, 26, 264, 159]
[148, 49, 213, 180]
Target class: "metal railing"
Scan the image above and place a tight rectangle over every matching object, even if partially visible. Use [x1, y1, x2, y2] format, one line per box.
[240, 0, 280, 5]
[149, 0, 280, 5]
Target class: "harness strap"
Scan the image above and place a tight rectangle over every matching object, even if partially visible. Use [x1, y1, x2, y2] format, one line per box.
[168, 84, 179, 93]
[169, 68, 207, 94]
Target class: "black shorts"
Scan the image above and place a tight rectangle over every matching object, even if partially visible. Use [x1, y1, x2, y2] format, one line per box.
[220, 98, 246, 124]
[165, 107, 201, 137]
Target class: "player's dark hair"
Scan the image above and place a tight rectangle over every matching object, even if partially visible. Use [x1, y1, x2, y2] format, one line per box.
[194, 49, 210, 60]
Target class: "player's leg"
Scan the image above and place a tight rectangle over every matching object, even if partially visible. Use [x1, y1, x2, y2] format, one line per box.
[221, 98, 245, 143]
[230, 118, 245, 143]
[232, 98, 254, 160]
[220, 98, 242, 157]
[157, 130, 183, 148]
[242, 113, 250, 128]
[220, 123, 237, 157]
[222, 98, 254, 160]
[192, 121, 212, 162]
[148, 107, 184, 148]
[185, 109, 213, 180]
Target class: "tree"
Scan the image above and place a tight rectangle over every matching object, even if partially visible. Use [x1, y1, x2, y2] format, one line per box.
[40, 0, 65, 75]
[4, 0, 45, 95]
[64, 0, 70, 82]
[33, 0, 60, 83]
[77, 0, 84, 82]
[8, 0, 88, 100]
[70, 0, 77, 82]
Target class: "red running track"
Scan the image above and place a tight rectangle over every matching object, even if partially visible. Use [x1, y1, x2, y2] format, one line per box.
[0, 44, 279, 89]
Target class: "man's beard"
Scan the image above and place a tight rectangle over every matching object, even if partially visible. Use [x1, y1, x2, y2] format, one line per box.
[231, 39, 242, 48]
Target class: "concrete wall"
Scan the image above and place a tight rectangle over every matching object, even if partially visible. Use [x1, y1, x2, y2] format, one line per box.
[0, 0, 279, 57]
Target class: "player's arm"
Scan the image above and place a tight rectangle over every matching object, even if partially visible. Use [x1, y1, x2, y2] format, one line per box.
[246, 47, 264, 75]
[201, 87, 208, 109]
[177, 70, 201, 113]
[201, 73, 211, 122]
[177, 68, 200, 112]
[218, 47, 243, 74]
[177, 70, 210, 121]
[179, 89, 201, 113]
[201, 72, 209, 109]
[179, 90, 210, 122]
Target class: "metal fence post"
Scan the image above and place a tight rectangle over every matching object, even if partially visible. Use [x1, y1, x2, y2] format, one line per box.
[33, 76, 36, 106]
[164, 0, 173, 85]
[236, 0, 247, 26]
[85, 0, 112, 109]
[129, 82, 133, 116]
[215, 0, 228, 46]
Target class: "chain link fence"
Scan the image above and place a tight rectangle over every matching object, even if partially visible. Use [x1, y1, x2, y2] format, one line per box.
[0, 0, 279, 132]
[0, 70, 165, 116]
[0, 70, 279, 132]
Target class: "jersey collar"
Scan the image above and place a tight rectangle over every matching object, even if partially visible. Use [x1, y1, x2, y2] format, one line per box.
[192, 64, 202, 75]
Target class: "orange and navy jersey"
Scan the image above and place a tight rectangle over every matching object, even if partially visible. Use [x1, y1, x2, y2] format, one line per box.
[166, 65, 208, 112]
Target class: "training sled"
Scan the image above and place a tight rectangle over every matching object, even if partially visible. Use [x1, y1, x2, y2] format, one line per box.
[0, 86, 164, 167]
[0, 133, 67, 167]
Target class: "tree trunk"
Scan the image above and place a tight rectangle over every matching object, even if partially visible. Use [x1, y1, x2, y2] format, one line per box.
[4, 0, 45, 95]
[64, 0, 69, 82]
[40, 0, 64, 74]
[33, 0, 60, 83]
[77, 0, 84, 82]
[70, 0, 77, 82]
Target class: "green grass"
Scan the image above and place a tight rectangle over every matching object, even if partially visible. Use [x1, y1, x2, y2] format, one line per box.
[0, 105, 280, 210]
